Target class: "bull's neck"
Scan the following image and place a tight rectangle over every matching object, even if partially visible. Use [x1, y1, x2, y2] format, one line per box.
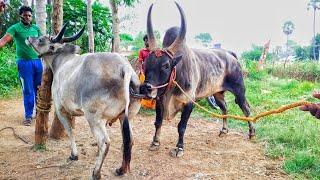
[42, 53, 76, 74]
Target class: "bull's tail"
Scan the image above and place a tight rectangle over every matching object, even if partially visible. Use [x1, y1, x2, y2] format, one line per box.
[121, 70, 132, 173]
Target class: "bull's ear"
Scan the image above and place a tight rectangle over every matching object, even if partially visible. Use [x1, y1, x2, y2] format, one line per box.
[172, 55, 182, 67]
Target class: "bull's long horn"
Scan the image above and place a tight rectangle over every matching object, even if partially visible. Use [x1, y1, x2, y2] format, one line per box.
[62, 26, 85, 43]
[147, 4, 157, 50]
[167, 2, 187, 55]
[50, 22, 68, 43]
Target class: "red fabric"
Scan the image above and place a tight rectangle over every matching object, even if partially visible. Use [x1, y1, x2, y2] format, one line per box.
[138, 48, 150, 62]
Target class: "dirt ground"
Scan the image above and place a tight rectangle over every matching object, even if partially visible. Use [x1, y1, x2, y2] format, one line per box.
[0, 98, 288, 179]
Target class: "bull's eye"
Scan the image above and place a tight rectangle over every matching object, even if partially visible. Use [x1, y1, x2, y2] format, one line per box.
[162, 63, 170, 70]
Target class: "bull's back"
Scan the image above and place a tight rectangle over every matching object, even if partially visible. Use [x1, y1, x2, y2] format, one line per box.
[59, 53, 135, 107]
[189, 49, 239, 97]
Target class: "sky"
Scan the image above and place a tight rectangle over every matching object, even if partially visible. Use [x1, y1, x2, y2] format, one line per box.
[108, 0, 317, 53]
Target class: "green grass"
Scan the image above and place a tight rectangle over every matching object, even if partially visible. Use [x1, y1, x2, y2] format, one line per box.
[32, 143, 47, 152]
[194, 69, 320, 179]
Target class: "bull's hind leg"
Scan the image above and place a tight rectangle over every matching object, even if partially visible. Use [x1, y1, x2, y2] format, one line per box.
[149, 98, 164, 151]
[213, 92, 229, 137]
[170, 102, 194, 158]
[55, 107, 78, 161]
[86, 113, 110, 180]
[235, 93, 256, 139]
[226, 71, 256, 139]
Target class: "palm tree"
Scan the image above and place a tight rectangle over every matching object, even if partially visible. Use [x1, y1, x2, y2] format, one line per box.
[308, 0, 320, 60]
[87, 0, 94, 53]
[282, 21, 294, 67]
[282, 21, 295, 54]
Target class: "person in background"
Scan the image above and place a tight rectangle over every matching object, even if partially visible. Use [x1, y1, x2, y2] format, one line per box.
[138, 34, 150, 74]
[0, 6, 43, 126]
[138, 35, 156, 109]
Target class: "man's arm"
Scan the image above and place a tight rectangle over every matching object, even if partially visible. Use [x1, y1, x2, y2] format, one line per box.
[300, 92, 320, 119]
[0, 33, 13, 48]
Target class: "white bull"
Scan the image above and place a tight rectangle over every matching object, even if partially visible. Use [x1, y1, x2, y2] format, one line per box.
[27, 24, 141, 179]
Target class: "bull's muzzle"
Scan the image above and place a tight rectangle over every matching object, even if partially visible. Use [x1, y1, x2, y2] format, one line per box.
[140, 82, 157, 99]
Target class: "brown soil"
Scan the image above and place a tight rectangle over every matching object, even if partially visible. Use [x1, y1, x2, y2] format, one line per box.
[0, 98, 288, 179]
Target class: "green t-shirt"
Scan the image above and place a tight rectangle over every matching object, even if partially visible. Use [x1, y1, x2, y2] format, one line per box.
[7, 22, 41, 60]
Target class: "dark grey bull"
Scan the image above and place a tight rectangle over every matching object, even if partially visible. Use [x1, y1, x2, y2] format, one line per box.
[140, 3, 255, 157]
[26, 24, 141, 179]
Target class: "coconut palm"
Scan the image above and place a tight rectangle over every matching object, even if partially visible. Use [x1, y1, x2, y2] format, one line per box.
[282, 21, 295, 54]
[308, 0, 320, 60]
[282, 21, 294, 67]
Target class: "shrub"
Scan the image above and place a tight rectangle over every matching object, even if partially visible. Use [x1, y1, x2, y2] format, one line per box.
[0, 47, 19, 97]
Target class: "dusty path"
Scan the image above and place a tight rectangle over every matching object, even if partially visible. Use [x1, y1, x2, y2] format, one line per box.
[0, 98, 288, 179]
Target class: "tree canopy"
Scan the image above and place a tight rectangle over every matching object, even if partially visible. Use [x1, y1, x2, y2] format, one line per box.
[195, 32, 213, 47]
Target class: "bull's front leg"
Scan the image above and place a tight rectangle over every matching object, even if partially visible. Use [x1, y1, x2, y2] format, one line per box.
[149, 98, 164, 151]
[170, 102, 194, 158]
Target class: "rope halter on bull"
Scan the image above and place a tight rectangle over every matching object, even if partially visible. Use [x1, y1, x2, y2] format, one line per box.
[148, 49, 177, 96]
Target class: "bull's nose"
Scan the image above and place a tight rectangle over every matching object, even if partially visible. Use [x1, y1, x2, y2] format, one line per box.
[140, 83, 152, 95]
[145, 83, 152, 91]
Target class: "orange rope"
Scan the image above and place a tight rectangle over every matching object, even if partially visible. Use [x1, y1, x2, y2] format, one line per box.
[173, 81, 311, 122]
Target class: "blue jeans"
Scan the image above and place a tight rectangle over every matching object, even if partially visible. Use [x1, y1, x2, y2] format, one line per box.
[17, 59, 43, 119]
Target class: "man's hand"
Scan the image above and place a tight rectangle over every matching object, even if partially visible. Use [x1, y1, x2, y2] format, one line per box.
[300, 92, 320, 119]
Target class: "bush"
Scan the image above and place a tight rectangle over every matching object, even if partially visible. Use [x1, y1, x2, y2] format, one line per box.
[241, 44, 272, 61]
[266, 61, 320, 82]
[0, 47, 19, 97]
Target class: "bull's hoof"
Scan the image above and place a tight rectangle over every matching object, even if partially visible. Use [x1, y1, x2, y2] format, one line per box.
[248, 129, 256, 140]
[90, 171, 101, 180]
[170, 147, 184, 158]
[218, 128, 229, 137]
[69, 154, 78, 161]
[115, 168, 125, 176]
[149, 141, 160, 151]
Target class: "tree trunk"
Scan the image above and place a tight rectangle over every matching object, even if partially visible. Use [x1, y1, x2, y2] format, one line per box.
[257, 40, 270, 71]
[35, 67, 52, 144]
[110, 0, 120, 52]
[22, 0, 29, 6]
[313, 8, 316, 60]
[35, 0, 47, 35]
[51, 0, 63, 35]
[34, 0, 48, 145]
[87, 0, 94, 53]
[31, 0, 35, 9]
[284, 35, 289, 68]
[49, 0, 75, 139]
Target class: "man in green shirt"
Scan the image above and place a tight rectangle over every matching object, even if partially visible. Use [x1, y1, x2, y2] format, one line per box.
[0, 6, 43, 126]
